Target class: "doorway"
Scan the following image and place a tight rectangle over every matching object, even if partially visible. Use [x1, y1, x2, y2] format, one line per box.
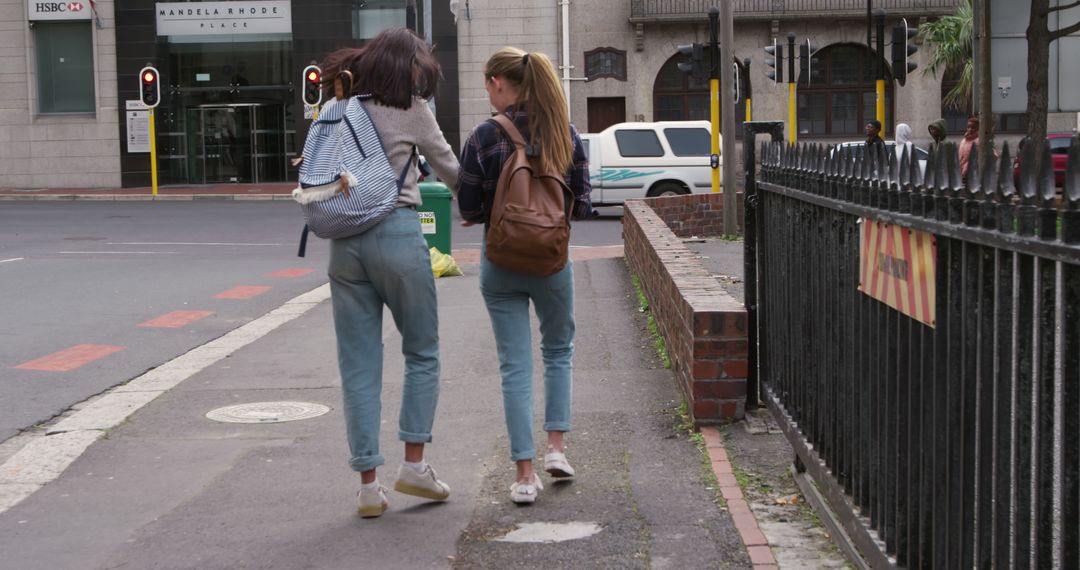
[188, 104, 287, 184]
[587, 97, 626, 133]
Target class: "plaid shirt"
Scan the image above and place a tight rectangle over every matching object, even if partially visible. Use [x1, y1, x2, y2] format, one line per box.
[458, 107, 592, 225]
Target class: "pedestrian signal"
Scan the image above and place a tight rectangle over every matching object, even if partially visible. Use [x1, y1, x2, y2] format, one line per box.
[302, 65, 322, 107]
[763, 38, 782, 84]
[139, 66, 160, 108]
[892, 18, 918, 86]
[676, 43, 705, 81]
[799, 40, 819, 85]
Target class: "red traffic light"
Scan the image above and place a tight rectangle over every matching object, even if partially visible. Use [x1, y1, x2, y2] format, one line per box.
[306, 70, 319, 83]
[142, 71, 156, 83]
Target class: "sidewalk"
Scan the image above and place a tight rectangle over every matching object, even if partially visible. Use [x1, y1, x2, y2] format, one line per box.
[0, 256, 756, 569]
[0, 183, 296, 200]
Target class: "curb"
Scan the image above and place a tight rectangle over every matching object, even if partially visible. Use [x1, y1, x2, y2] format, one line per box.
[701, 426, 779, 569]
[0, 194, 294, 201]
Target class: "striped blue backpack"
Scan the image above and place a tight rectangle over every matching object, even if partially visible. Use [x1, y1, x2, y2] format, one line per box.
[292, 94, 414, 256]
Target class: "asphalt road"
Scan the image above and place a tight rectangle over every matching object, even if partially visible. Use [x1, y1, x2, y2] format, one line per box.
[0, 201, 625, 443]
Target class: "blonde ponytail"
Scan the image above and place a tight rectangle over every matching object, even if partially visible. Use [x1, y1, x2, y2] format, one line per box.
[484, 47, 573, 175]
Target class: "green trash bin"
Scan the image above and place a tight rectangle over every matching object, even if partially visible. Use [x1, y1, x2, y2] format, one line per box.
[418, 182, 453, 255]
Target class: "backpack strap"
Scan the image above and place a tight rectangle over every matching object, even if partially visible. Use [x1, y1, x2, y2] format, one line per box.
[491, 114, 543, 158]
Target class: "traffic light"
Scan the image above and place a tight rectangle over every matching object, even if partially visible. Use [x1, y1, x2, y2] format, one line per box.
[799, 39, 819, 85]
[676, 43, 705, 80]
[891, 17, 918, 86]
[302, 64, 322, 106]
[138, 66, 160, 108]
[763, 38, 782, 84]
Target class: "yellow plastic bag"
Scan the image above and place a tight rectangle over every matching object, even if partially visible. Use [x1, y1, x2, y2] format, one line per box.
[430, 247, 463, 278]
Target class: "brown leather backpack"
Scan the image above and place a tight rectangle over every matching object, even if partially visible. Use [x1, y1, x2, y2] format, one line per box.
[485, 114, 572, 276]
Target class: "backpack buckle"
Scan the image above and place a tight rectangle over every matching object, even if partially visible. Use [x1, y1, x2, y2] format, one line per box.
[525, 144, 541, 158]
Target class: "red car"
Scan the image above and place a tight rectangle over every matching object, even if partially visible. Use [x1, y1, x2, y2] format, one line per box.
[1013, 133, 1076, 187]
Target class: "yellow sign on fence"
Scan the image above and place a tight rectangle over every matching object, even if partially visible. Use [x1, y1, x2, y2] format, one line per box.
[858, 221, 937, 328]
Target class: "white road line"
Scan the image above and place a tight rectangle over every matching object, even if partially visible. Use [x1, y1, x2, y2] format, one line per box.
[107, 242, 282, 246]
[0, 258, 24, 264]
[0, 283, 331, 515]
[57, 251, 181, 254]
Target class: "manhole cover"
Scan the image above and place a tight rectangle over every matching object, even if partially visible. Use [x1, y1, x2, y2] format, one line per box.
[205, 401, 330, 424]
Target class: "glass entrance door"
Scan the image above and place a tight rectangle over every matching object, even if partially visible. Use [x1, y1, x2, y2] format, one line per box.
[189, 104, 286, 184]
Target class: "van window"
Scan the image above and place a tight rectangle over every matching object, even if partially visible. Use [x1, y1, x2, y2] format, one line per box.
[664, 128, 710, 157]
[614, 130, 664, 157]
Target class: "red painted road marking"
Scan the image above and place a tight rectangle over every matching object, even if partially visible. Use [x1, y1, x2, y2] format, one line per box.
[263, 268, 314, 278]
[214, 286, 272, 300]
[138, 310, 214, 329]
[15, 344, 125, 372]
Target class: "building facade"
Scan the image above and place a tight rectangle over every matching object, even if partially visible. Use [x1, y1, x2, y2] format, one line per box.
[454, 0, 1074, 151]
[1, 0, 458, 189]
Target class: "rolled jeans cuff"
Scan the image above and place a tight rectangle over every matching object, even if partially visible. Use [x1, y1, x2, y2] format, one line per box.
[349, 454, 385, 473]
[543, 421, 571, 432]
[398, 429, 433, 444]
[510, 448, 537, 462]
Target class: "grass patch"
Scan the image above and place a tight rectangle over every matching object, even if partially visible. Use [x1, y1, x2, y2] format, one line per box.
[631, 275, 671, 369]
[672, 397, 727, 508]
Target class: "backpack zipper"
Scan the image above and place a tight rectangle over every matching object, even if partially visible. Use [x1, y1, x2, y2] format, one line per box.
[342, 116, 368, 159]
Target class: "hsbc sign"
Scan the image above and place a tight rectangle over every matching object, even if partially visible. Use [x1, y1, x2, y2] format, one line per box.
[27, 0, 92, 21]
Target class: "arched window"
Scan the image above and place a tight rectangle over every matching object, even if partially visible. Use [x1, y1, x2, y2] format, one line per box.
[652, 52, 745, 131]
[796, 43, 893, 137]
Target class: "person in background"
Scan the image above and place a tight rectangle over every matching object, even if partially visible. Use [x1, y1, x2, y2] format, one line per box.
[457, 46, 592, 505]
[894, 123, 914, 163]
[319, 27, 460, 519]
[958, 116, 979, 180]
[928, 118, 948, 145]
[865, 120, 886, 154]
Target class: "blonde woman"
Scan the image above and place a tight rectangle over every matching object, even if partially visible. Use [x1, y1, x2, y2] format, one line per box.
[457, 47, 592, 504]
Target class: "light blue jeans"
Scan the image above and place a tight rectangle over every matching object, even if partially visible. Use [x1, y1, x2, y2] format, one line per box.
[328, 208, 439, 472]
[480, 251, 575, 462]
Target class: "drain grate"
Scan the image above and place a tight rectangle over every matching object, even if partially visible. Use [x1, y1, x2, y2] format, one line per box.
[205, 401, 330, 424]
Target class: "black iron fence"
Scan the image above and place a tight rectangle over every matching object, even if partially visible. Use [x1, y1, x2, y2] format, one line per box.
[749, 136, 1080, 568]
[629, 0, 960, 21]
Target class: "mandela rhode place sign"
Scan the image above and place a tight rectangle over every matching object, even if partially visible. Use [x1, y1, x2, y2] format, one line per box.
[156, 1, 292, 36]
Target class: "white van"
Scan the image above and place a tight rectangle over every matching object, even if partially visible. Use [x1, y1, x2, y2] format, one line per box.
[579, 121, 720, 206]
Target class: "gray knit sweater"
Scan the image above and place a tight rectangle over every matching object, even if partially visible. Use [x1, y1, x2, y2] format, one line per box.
[363, 98, 460, 207]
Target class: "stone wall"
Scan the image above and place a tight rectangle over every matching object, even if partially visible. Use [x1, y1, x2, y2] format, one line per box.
[622, 196, 749, 425]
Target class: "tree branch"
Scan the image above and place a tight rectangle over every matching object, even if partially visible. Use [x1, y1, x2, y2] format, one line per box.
[1050, 19, 1080, 40]
[1048, 0, 1080, 13]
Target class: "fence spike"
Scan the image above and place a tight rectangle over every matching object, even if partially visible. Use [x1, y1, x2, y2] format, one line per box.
[933, 144, 950, 193]
[967, 142, 981, 196]
[1066, 137, 1080, 210]
[980, 143, 999, 198]
[1019, 139, 1038, 203]
[859, 151, 870, 180]
[1039, 142, 1056, 206]
[910, 144, 924, 188]
[946, 142, 963, 191]
[997, 142, 1017, 202]
[924, 144, 939, 191]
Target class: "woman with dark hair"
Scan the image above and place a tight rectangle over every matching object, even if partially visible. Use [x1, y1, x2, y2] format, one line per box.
[318, 27, 459, 519]
[457, 47, 591, 504]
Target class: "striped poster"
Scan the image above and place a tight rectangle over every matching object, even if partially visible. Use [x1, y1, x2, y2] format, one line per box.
[858, 221, 937, 328]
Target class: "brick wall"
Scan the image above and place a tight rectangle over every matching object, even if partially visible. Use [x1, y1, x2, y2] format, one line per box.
[643, 191, 745, 238]
[623, 197, 749, 426]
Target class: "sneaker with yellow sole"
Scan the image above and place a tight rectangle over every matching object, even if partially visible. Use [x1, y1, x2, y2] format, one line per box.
[393, 463, 450, 501]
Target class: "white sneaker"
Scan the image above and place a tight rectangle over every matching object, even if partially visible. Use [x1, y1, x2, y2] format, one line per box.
[394, 463, 450, 501]
[544, 451, 575, 478]
[510, 474, 544, 504]
[357, 486, 389, 518]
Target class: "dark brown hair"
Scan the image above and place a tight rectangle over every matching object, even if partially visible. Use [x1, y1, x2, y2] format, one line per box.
[320, 27, 442, 110]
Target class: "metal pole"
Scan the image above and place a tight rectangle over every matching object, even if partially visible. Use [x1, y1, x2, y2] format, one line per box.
[720, 1, 737, 235]
[744, 57, 753, 122]
[709, 8, 721, 197]
[149, 108, 158, 196]
[875, 10, 886, 137]
[787, 32, 797, 143]
[977, 0, 993, 182]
